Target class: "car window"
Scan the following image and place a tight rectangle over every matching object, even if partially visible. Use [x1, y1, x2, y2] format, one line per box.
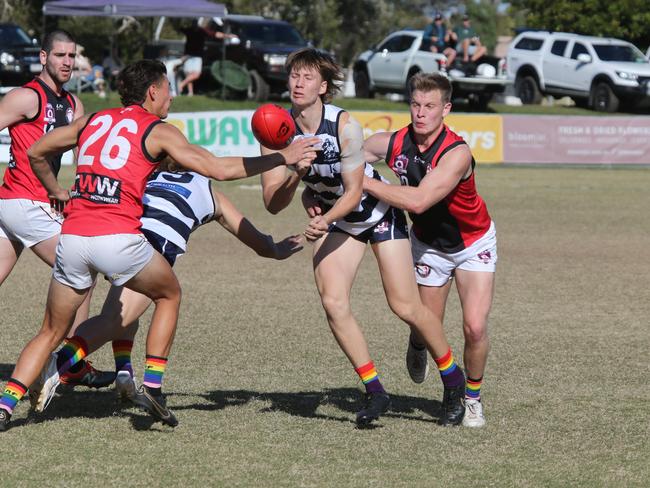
[237, 23, 305, 45]
[0, 25, 33, 47]
[514, 37, 543, 51]
[379, 35, 415, 53]
[592, 44, 648, 63]
[570, 42, 589, 59]
[550, 40, 568, 57]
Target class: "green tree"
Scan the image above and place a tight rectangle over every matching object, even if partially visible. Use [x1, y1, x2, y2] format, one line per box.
[510, 0, 650, 49]
[227, 0, 431, 66]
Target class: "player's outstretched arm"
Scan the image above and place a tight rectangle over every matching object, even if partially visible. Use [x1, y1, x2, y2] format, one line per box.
[364, 144, 472, 214]
[213, 188, 303, 260]
[148, 123, 318, 181]
[363, 131, 392, 164]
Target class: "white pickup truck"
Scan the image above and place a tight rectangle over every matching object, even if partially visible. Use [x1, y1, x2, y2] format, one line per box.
[507, 31, 650, 112]
[353, 29, 510, 109]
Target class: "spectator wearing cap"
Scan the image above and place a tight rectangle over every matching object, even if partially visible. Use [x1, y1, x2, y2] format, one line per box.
[422, 13, 457, 67]
[453, 15, 487, 63]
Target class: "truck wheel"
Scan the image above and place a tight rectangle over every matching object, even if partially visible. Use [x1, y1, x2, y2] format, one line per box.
[247, 70, 270, 102]
[515, 75, 542, 105]
[354, 70, 374, 99]
[591, 82, 619, 112]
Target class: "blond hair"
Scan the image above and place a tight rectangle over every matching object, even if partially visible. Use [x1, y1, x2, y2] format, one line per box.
[408, 72, 452, 104]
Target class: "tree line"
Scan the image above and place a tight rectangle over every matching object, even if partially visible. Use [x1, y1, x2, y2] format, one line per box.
[2, 0, 649, 68]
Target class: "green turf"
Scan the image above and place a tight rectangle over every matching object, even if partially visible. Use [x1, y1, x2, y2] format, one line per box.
[0, 165, 648, 487]
[78, 91, 609, 116]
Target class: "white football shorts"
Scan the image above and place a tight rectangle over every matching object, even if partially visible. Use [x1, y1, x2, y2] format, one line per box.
[53, 233, 154, 289]
[411, 221, 497, 286]
[0, 198, 62, 247]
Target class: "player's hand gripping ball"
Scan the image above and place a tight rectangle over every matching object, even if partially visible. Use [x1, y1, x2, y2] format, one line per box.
[251, 104, 296, 150]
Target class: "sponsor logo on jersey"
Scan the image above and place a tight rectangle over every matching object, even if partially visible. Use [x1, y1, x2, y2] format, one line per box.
[477, 250, 492, 264]
[71, 172, 122, 204]
[147, 181, 192, 198]
[415, 263, 431, 278]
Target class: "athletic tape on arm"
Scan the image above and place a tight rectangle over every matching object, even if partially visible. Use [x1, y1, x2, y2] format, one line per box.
[340, 117, 364, 173]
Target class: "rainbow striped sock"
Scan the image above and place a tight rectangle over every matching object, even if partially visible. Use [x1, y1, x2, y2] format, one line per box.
[355, 361, 385, 394]
[466, 376, 482, 401]
[0, 378, 28, 415]
[434, 348, 465, 388]
[143, 355, 167, 390]
[112, 340, 134, 377]
[56, 336, 88, 374]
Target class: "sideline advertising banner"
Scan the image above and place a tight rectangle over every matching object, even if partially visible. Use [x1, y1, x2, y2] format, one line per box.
[351, 111, 504, 164]
[503, 115, 650, 164]
[2, 111, 649, 166]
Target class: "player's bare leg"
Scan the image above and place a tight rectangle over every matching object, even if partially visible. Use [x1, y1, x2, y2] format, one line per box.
[72, 285, 151, 354]
[0, 237, 22, 284]
[417, 280, 466, 426]
[372, 239, 451, 359]
[120, 251, 181, 426]
[31, 235, 94, 330]
[313, 232, 368, 366]
[454, 268, 494, 427]
[312, 231, 390, 426]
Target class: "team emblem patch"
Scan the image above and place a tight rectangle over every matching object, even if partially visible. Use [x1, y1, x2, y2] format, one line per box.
[415, 263, 431, 278]
[66, 107, 74, 124]
[392, 154, 409, 174]
[477, 250, 492, 264]
[44, 103, 56, 124]
[374, 221, 389, 234]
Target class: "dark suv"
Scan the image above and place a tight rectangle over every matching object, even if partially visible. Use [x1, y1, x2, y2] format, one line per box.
[0, 23, 40, 91]
[204, 15, 308, 100]
[145, 15, 308, 100]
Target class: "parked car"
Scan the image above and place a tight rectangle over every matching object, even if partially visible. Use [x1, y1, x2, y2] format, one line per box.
[0, 23, 41, 91]
[146, 15, 308, 101]
[507, 31, 650, 112]
[353, 29, 510, 109]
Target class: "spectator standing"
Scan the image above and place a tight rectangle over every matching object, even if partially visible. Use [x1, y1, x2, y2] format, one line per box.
[177, 18, 235, 96]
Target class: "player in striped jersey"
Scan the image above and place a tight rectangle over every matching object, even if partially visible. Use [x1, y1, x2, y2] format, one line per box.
[363, 73, 497, 427]
[260, 48, 463, 427]
[34, 164, 303, 408]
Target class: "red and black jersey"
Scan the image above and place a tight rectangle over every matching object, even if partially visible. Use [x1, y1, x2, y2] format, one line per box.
[0, 78, 76, 202]
[386, 124, 491, 253]
[62, 105, 164, 236]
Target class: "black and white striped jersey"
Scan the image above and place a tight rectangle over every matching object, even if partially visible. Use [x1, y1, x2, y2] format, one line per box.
[140, 171, 216, 253]
[296, 104, 389, 235]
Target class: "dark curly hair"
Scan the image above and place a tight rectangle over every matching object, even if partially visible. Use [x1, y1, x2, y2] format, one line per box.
[285, 48, 343, 104]
[117, 59, 167, 107]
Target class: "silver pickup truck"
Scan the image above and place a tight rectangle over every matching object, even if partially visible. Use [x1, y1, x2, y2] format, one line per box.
[353, 29, 510, 109]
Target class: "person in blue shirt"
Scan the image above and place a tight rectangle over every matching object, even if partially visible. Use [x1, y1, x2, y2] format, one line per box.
[422, 14, 457, 67]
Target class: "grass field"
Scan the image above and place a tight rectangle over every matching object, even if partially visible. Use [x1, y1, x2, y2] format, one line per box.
[77, 91, 611, 116]
[0, 164, 648, 487]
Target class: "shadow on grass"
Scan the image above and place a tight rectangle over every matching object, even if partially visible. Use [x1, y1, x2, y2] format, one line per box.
[7, 386, 444, 431]
[179, 387, 443, 425]
[9, 387, 175, 433]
